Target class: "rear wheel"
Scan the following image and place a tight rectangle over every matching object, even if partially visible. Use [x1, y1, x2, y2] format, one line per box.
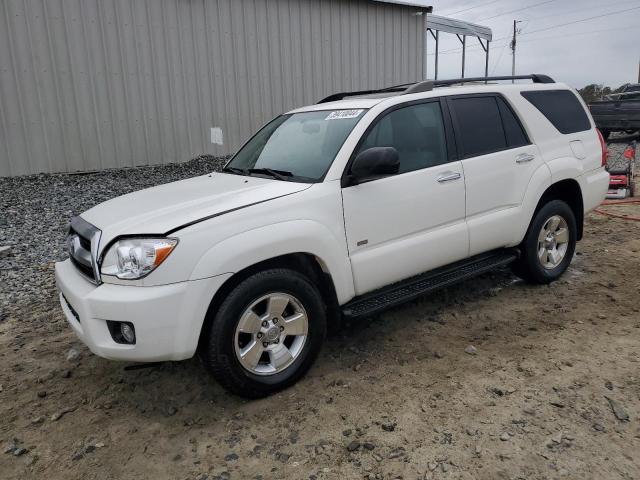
[200, 268, 326, 398]
[512, 200, 577, 284]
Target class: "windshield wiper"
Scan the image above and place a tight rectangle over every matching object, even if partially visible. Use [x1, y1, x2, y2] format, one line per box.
[248, 168, 293, 181]
[222, 166, 249, 176]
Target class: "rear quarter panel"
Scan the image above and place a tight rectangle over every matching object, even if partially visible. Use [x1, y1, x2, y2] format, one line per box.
[505, 85, 602, 177]
[505, 85, 605, 216]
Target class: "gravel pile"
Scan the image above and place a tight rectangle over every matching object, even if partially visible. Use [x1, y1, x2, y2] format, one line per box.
[0, 155, 227, 312]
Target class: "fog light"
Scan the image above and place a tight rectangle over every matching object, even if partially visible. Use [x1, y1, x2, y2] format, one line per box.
[106, 320, 136, 345]
[121, 323, 136, 344]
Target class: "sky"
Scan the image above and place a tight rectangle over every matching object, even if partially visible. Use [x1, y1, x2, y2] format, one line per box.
[424, 0, 640, 89]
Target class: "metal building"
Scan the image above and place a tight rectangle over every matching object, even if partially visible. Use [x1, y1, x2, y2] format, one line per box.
[0, 0, 433, 176]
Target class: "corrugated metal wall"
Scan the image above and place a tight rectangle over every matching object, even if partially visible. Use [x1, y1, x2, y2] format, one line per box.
[0, 0, 425, 176]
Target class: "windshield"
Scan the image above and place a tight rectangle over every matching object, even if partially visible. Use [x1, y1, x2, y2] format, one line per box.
[225, 109, 367, 182]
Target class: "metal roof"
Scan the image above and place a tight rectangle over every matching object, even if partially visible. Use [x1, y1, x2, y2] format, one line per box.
[368, 4, 492, 42]
[370, 0, 433, 9]
[426, 14, 493, 41]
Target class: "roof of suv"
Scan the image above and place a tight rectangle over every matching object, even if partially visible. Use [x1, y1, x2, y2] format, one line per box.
[290, 78, 570, 114]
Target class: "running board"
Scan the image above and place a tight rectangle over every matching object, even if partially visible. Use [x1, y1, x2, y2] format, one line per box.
[342, 249, 519, 319]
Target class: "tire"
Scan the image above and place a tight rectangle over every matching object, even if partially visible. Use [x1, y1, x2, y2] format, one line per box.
[512, 200, 577, 284]
[601, 129, 611, 141]
[200, 268, 326, 398]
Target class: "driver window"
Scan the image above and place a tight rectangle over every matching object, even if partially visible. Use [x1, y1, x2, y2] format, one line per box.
[356, 102, 448, 174]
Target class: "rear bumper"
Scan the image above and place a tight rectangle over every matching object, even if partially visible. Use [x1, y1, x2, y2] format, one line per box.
[55, 259, 231, 362]
[579, 167, 609, 213]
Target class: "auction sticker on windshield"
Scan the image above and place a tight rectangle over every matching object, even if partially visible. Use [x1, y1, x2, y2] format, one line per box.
[325, 109, 364, 120]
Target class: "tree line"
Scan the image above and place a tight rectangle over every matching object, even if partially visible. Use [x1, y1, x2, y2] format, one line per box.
[578, 84, 630, 104]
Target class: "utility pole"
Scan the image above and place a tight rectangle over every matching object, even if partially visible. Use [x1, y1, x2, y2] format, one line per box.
[510, 20, 522, 82]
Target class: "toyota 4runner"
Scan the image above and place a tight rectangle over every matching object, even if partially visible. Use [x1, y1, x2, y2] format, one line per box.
[56, 74, 609, 398]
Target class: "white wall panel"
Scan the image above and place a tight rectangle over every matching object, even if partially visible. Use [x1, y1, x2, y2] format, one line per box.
[0, 0, 425, 176]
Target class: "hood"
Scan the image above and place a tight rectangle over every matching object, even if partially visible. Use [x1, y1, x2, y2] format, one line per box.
[81, 172, 310, 246]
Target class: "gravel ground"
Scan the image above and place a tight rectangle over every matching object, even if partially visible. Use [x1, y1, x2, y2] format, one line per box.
[1, 148, 640, 480]
[0, 155, 227, 313]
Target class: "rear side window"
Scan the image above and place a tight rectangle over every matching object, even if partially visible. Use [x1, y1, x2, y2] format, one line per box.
[497, 97, 529, 148]
[450, 96, 506, 158]
[521, 90, 591, 134]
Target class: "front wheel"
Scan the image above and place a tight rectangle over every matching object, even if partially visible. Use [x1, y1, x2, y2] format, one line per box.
[512, 200, 577, 284]
[200, 268, 326, 398]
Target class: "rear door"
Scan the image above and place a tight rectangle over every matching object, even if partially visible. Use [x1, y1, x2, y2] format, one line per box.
[447, 94, 543, 256]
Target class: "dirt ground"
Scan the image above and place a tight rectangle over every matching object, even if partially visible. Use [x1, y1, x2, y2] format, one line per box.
[1, 207, 639, 480]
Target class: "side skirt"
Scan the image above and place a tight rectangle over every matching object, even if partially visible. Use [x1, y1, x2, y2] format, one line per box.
[341, 248, 519, 318]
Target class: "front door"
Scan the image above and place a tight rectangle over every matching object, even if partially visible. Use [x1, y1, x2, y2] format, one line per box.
[341, 100, 468, 295]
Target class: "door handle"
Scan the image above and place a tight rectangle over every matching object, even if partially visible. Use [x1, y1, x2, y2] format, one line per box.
[516, 153, 535, 163]
[437, 172, 462, 183]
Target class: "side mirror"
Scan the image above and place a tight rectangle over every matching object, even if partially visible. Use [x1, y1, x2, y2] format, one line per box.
[345, 147, 400, 186]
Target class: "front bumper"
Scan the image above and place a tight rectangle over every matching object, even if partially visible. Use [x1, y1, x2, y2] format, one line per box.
[55, 259, 231, 362]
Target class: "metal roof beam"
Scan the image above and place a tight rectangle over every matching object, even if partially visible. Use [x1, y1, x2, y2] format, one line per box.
[426, 14, 492, 41]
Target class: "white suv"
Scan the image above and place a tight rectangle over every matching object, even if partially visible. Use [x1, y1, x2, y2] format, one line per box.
[56, 75, 609, 397]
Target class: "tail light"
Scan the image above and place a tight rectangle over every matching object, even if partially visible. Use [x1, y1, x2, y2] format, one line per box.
[596, 129, 607, 167]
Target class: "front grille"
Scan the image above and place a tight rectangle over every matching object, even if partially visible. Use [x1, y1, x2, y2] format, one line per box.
[78, 235, 91, 252]
[67, 216, 102, 284]
[69, 253, 94, 279]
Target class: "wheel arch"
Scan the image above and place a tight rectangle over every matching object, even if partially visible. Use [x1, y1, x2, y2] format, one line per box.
[197, 252, 342, 353]
[533, 179, 584, 240]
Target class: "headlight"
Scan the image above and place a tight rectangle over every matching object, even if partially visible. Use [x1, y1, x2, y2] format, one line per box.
[101, 237, 178, 280]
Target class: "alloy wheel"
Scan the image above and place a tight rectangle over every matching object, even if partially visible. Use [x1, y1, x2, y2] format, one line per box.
[233, 293, 309, 375]
[537, 215, 570, 269]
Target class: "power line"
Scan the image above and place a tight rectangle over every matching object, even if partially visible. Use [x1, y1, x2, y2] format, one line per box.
[488, 25, 635, 78]
[491, 25, 633, 61]
[519, 0, 640, 22]
[440, 0, 504, 17]
[518, 5, 640, 37]
[518, 25, 632, 45]
[427, 23, 636, 57]
[426, 5, 640, 56]
[476, 0, 557, 22]
[490, 41, 510, 75]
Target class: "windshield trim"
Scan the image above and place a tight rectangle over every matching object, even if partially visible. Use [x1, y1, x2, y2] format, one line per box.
[224, 109, 369, 184]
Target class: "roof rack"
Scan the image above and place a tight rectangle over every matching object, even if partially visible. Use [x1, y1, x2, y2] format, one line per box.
[317, 74, 555, 104]
[317, 83, 415, 104]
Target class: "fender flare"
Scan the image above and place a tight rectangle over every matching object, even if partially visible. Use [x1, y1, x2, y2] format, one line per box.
[546, 155, 585, 185]
[516, 162, 553, 242]
[189, 219, 355, 304]
[518, 157, 586, 243]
